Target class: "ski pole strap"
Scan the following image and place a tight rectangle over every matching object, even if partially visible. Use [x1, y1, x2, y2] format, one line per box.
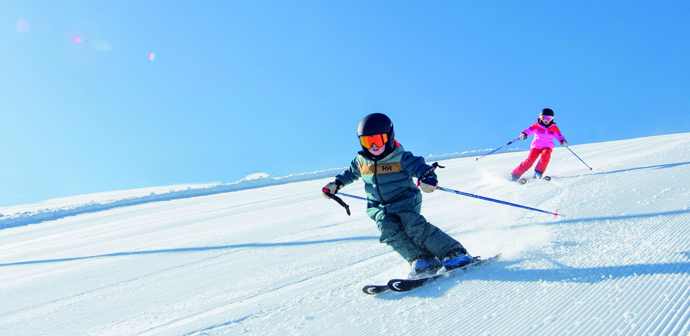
[436, 186, 564, 218]
[323, 190, 351, 216]
[417, 162, 445, 186]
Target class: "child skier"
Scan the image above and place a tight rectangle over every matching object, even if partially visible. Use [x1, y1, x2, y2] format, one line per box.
[510, 108, 567, 181]
[322, 113, 471, 276]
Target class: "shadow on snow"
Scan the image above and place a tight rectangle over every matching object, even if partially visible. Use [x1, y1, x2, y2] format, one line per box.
[549, 209, 690, 225]
[554, 161, 690, 179]
[376, 253, 690, 299]
[0, 236, 380, 267]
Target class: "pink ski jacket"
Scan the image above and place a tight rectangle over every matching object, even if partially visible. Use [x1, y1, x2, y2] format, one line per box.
[522, 121, 567, 149]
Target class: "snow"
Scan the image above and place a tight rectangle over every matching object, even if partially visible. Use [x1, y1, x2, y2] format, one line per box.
[1, 133, 690, 335]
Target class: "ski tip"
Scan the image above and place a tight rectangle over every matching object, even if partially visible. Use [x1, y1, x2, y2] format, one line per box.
[362, 285, 388, 295]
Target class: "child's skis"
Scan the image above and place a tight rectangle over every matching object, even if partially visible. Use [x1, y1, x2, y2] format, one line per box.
[517, 175, 552, 184]
[363, 254, 501, 295]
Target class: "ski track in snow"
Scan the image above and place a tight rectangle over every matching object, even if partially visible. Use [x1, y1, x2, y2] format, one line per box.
[1, 133, 690, 335]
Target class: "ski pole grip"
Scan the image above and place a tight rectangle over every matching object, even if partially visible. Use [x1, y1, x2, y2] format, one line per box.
[420, 162, 445, 180]
[417, 162, 445, 186]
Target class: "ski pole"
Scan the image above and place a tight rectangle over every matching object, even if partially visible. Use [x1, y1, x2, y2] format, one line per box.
[339, 192, 367, 201]
[420, 162, 562, 216]
[323, 190, 352, 216]
[476, 138, 521, 161]
[565, 146, 593, 171]
[335, 187, 563, 218]
[436, 186, 564, 218]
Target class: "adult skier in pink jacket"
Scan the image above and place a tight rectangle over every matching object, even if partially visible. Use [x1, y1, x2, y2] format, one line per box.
[510, 108, 567, 181]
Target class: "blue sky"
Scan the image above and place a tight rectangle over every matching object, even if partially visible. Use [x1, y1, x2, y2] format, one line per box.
[1, 1, 689, 206]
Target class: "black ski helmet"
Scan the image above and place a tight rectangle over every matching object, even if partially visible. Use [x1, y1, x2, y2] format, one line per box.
[540, 108, 555, 117]
[357, 113, 396, 152]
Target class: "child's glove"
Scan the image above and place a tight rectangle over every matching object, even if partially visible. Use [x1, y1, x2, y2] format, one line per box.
[322, 180, 344, 198]
[561, 140, 568, 147]
[519, 133, 527, 140]
[419, 176, 438, 193]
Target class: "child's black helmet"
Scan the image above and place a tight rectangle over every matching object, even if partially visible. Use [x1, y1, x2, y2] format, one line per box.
[540, 108, 555, 117]
[357, 113, 396, 152]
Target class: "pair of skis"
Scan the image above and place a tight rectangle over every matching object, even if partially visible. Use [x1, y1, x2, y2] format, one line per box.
[362, 254, 501, 295]
[517, 175, 552, 184]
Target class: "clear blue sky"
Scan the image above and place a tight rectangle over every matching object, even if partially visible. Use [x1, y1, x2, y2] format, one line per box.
[1, 1, 689, 206]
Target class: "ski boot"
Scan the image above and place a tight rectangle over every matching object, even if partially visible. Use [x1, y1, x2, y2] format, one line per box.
[409, 255, 442, 277]
[442, 248, 472, 271]
[512, 174, 527, 184]
[534, 171, 543, 179]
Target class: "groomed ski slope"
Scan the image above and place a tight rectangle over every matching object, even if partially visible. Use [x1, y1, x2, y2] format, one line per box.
[1, 133, 689, 335]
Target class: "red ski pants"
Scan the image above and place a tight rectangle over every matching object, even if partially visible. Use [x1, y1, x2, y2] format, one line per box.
[512, 147, 553, 178]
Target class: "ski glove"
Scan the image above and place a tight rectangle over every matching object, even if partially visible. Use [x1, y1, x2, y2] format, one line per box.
[322, 180, 344, 199]
[561, 140, 568, 147]
[519, 133, 528, 140]
[419, 176, 438, 193]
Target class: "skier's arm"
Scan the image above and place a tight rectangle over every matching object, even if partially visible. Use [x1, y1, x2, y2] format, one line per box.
[550, 125, 567, 145]
[324, 159, 361, 198]
[335, 158, 361, 186]
[401, 152, 435, 179]
[522, 125, 537, 137]
[402, 153, 440, 193]
[556, 132, 566, 144]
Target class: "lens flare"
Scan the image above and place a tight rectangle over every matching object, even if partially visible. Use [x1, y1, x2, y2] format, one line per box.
[15, 19, 30, 33]
[148, 53, 155, 61]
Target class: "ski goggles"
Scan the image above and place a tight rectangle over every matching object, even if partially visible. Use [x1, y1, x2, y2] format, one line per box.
[540, 115, 554, 122]
[359, 133, 388, 149]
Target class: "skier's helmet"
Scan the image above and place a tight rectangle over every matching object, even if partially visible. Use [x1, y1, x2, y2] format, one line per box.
[357, 113, 395, 152]
[540, 108, 555, 117]
[539, 108, 555, 123]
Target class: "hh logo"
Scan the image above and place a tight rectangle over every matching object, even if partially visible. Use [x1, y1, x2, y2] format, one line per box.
[358, 162, 401, 175]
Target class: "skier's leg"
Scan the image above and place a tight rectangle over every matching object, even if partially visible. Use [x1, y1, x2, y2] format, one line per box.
[397, 211, 464, 261]
[511, 148, 541, 178]
[375, 211, 430, 263]
[534, 148, 553, 174]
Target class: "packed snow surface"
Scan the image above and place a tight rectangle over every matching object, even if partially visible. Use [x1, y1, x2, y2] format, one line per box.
[1, 133, 689, 335]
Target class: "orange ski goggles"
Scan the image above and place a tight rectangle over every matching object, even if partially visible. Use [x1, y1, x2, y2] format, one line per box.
[359, 133, 388, 149]
[540, 115, 554, 122]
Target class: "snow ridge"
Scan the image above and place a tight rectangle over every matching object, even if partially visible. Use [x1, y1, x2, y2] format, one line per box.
[0, 148, 503, 229]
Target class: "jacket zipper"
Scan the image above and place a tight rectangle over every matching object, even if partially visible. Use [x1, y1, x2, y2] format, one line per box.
[372, 159, 386, 205]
